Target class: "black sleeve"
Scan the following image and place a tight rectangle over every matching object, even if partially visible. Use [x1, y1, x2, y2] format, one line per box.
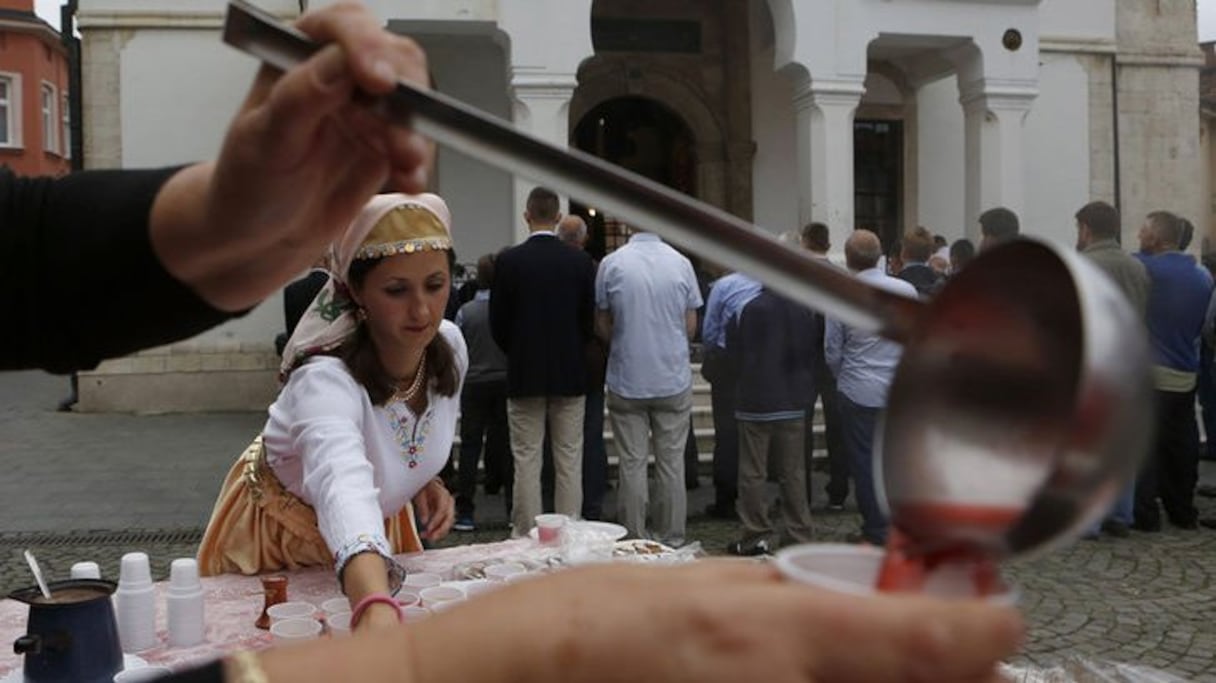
[1, 167, 241, 373]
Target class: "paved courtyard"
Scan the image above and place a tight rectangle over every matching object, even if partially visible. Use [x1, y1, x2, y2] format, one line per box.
[1, 370, 1215, 679]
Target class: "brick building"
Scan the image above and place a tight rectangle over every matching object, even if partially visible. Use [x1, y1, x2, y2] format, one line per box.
[0, 0, 69, 176]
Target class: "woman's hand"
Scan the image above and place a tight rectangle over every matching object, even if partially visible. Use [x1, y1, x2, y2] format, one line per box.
[409, 561, 1024, 683]
[413, 479, 455, 541]
[151, 1, 434, 312]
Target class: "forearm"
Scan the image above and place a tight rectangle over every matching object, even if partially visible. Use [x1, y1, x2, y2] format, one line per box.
[149, 163, 328, 313]
[341, 551, 393, 603]
[685, 310, 698, 339]
[595, 310, 613, 343]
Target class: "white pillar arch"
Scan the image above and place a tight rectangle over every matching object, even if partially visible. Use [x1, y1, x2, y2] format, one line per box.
[958, 79, 1037, 243]
[792, 78, 866, 232]
[509, 75, 577, 241]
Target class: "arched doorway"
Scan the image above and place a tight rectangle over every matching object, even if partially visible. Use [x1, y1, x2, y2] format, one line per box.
[571, 96, 696, 259]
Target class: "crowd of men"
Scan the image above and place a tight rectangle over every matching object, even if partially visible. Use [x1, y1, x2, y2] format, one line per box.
[336, 184, 1216, 550]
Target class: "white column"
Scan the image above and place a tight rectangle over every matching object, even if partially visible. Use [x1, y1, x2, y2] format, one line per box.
[959, 80, 1036, 242]
[792, 79, 865, 232]
[509, 73, 576, 242]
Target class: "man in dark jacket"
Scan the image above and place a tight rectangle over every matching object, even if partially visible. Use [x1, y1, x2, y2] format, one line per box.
[723, 287, 816, 555]
[490, 187, 597, 536]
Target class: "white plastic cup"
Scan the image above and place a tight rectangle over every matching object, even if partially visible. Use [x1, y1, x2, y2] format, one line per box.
[402, 606, 431, 622]
[326, 610, 352, 636]
[461, 580, 497, 598]
[419, 585, 465, 608]
[266, 601, 317, 624]
[271, 616, 323, 642]
[320, 597, 351, 618]
[70, 561, 101, 580]
[773, 544, 1018, 605]
[113, 666, 174, 682]
[534, 514, 569, 545]
[403, 572, 443, 590]
[395, 592, 421, 609]
[482, 563, 527, 582]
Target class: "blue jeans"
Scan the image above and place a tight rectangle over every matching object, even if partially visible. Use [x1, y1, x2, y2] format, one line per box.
[837, 393, 888, 543]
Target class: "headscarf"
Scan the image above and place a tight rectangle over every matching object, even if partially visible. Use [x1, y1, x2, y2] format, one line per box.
[279, 193, 453, 380]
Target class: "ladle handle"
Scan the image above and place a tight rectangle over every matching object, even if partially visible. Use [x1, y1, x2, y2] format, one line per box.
[222, 0, 924, 340]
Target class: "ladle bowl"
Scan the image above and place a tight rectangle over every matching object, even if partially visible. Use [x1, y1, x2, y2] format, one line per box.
[880, 240, 1153, 559]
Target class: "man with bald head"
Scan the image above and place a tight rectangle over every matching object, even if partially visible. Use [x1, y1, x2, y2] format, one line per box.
[825, 229, 918, 544]
[557, 214, 589, 250]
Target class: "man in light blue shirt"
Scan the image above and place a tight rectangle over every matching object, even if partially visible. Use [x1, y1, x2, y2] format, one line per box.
[596, 231, 703, 545]
[699, 271, 761, 518]
[825, 230, 918, 544]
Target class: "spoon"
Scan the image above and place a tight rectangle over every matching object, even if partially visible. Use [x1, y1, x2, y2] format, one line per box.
[24, 550, 52, 600]
[219, 0, 1153, 561]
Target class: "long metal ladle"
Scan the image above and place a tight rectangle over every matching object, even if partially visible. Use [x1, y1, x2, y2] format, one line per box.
[221, 0, 1153, 560]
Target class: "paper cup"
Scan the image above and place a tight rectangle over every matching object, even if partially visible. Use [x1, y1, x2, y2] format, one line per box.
[267, 601, 317, 623]
[114, 666, 174, 682]
[395, 592, 421, 609]
[71, 562, 102, 580]
[271, 616, 323, 642]
[774, 544, 1017, 605]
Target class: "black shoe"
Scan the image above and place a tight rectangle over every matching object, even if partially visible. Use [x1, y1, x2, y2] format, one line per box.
[1131, 519, 1162, 533]
[705, 503, 737, 520]
[1199, 518, 1216, 530]
[826, 501, 846, 513]
[1100, 521, 1130, 538]
[1197, 485, 1216, 499]
[726, 538, 771, 557]
[1170, 517, 1199, 531]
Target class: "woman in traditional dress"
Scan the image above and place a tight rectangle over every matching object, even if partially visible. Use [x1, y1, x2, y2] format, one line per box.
[198, 192, 463, 631]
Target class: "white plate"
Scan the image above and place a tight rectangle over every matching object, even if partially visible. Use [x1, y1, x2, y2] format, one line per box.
[1, 653, 147, 683]
[528, 520, 628, 542]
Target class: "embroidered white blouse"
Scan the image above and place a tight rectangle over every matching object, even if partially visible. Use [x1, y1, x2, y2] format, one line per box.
[262, 320, 467, 575]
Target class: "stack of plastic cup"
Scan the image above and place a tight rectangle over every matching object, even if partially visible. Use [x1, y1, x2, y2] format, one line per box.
[166, 558, 205, 647]
[115, 552, 157, 653]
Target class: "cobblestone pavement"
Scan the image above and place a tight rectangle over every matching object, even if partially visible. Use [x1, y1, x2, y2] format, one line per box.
[2, 370, 1215, 679]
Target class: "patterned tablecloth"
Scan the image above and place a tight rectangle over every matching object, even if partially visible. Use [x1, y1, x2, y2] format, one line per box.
[0, 538, 541, 677]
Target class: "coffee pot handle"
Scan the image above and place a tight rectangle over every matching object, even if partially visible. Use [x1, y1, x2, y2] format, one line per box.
[13, 634, 40, 655]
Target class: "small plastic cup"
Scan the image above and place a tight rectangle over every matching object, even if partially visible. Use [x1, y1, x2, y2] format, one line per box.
[535, 514, 569, 545]
[461, 580, 496, 598]
[403, 606, 431, 622]
[271, 616, 323, 642]
[113, 666, 174, 682]
[326, 610, 352, 636]
[267, 601, 317, 624]
[483, 562, 527, 582]
[774, 543, 1017, 605]
[403, 572, 443, 590]
[419, 585, 466, 608]
[395, 592, 421, 609]
[320, 597, 351, 618]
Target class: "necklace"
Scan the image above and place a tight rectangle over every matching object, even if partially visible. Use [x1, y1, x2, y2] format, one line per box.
[392, 355, 428, 404]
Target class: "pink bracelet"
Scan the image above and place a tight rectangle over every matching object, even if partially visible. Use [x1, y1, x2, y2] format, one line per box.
[350, 593, 404, 628]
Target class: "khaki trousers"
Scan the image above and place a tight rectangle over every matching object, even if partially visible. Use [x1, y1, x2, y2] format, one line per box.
[608, 388, 692, 546]
[508, 395, 585, 535]
[737, 418, 814, 544]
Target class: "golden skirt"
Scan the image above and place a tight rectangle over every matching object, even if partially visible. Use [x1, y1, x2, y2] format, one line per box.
[197, 436, 422, 577]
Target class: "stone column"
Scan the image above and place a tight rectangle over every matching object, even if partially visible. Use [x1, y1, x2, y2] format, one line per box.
[958, 79, 1036, 242]
[791, 78, 865, 233]
[509, 72, 576, 241]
